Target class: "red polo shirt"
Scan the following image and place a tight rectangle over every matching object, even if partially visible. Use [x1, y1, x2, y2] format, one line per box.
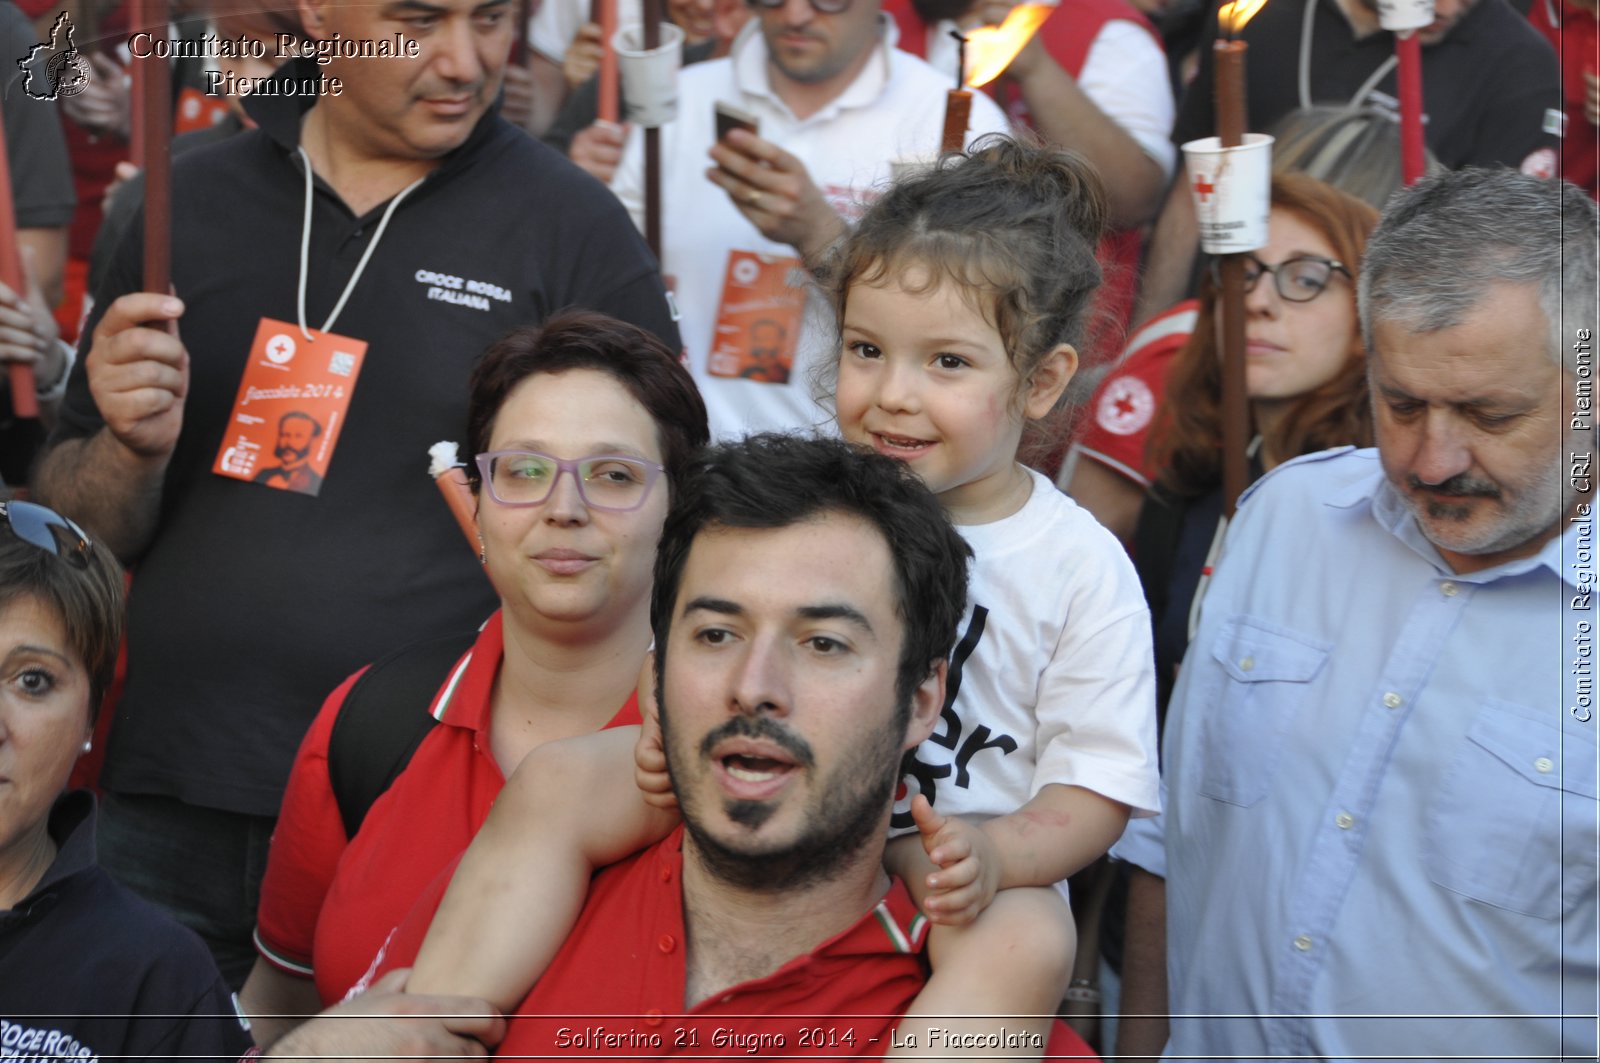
[379, 831, 928, 1056]
[379, 830, 1098, 1059]
[254, 611, 641, 1004]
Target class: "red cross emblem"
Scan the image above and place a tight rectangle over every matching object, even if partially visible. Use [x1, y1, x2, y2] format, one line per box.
[1193, 175, 1215, 202]
[1096, 377, 1155, 436]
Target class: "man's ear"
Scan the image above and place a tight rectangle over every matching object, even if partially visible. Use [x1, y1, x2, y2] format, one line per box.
[638, 649, 660, 726]
[299, 0, 331, 41]
[1024, 343, 1078, 420]
[903, 659, 946, 750]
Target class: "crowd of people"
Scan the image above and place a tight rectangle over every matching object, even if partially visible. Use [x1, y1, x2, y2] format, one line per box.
[0, 0, 1594, 1060]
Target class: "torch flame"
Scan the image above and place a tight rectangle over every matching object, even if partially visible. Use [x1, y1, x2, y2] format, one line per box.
[1218, 0, 1269, 36]
[963, 4, 1054, 89]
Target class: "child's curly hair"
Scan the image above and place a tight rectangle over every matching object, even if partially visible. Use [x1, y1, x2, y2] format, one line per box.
[817, 135, 1108, 434]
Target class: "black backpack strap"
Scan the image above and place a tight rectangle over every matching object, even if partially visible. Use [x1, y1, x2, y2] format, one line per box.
[326, 629, 479, 839]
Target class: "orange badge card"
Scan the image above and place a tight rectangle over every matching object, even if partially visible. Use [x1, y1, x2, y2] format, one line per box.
[212, 318, 367, 497]
[707, 251, 807, 384]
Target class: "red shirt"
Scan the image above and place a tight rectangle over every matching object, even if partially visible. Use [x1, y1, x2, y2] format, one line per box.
[383, 830, 929, 1057]
[1528, 0, 1599, 199]
[379, 831, 1098, 1059]
[254, 612, 641, 1004]
[1071, 300, 1199, 488]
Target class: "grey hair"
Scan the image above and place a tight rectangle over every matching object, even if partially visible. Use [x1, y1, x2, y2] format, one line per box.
[1358, 168, 1598, 374]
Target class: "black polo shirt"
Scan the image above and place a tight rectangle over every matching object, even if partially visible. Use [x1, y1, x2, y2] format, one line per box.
[54, 60, 679, 815]
[0, 792, 251, 1060]
[1173, 0, 1559, 170]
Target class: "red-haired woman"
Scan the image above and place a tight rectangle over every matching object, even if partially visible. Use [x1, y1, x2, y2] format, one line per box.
[1138, 172, 1379, 714]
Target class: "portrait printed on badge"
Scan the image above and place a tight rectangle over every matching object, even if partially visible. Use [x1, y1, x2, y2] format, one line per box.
[212, 319, 368, 497]
[251, 410, 326, 494]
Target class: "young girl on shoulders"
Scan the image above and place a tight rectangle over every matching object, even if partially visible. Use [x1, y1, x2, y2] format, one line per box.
[406, 137, 1159, 1046]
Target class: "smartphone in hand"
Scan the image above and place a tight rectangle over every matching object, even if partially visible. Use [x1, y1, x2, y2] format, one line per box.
[715, 101, 760, 143]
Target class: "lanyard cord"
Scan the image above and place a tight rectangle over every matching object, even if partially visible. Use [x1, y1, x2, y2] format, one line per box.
[1300, 0, 1399, 112]
[295, 147, 426, 341]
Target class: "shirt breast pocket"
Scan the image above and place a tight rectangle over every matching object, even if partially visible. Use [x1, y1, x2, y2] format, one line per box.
[1195, 617, 1330, 808]
[1425, 699, 1600, 919]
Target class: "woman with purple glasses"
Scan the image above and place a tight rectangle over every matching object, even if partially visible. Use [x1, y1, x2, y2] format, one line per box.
[239, 312, 708, 1043]
[0, 500, 251, 1058]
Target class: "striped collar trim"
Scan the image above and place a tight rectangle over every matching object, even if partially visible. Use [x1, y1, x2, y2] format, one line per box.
[429, 652, 476, 722]
[872, 896, 929, 954]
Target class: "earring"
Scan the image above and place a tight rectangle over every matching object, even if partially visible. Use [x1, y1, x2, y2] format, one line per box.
[477, 536, 486, 565]
[82, 739, 93, 753]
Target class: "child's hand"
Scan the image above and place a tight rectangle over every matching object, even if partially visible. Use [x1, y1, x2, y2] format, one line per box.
[633, 711, 677, 810]
[909, 795, 1001, 926]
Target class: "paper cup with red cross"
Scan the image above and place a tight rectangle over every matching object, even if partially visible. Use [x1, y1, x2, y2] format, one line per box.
[1182, 134, 1274, 255]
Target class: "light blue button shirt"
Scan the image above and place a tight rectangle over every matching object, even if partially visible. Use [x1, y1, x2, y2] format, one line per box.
[1117, 447, 1598, 1061]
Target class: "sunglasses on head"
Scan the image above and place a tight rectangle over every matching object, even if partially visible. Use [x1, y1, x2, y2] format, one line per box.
[0, 500, 92, 569]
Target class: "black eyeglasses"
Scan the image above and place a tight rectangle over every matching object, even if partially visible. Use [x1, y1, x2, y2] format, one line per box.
[1210, 254, 1352, 304]
[475, 451, 665, 512]
[0, 500, 91, 569]
[748, 0, 853, 14]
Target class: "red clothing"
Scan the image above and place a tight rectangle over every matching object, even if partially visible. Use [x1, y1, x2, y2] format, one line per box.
[1528, 0, 1599, 199]
[883, 0, 1157, 116]
[885, 0, 1161, 366]
[379, 831, 1096, 1059]
[1071, 300, 1198, 488]
[254, 611, 641, 1003]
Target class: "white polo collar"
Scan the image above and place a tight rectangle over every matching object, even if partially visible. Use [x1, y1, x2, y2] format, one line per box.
[730, 13, 900, 124]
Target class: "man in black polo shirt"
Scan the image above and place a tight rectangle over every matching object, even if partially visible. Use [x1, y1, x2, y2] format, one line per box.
[1134, 0, 1560, 321]
[34, 0, 679, 986]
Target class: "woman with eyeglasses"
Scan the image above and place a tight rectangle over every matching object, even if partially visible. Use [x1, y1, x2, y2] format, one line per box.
[1136, 171, 1378, 718]
[0, 500, 252, 1057]
[238, 311, 709, 1044]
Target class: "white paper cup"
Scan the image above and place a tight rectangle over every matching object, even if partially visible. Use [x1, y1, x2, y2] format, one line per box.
[1182, 133, 1274, 255]
[614, 24, 684, 129]
[1376, 0, 1434, 32]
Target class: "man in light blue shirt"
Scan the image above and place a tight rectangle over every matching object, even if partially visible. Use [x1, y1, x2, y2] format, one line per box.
[1115, 168, 1599, 1060]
